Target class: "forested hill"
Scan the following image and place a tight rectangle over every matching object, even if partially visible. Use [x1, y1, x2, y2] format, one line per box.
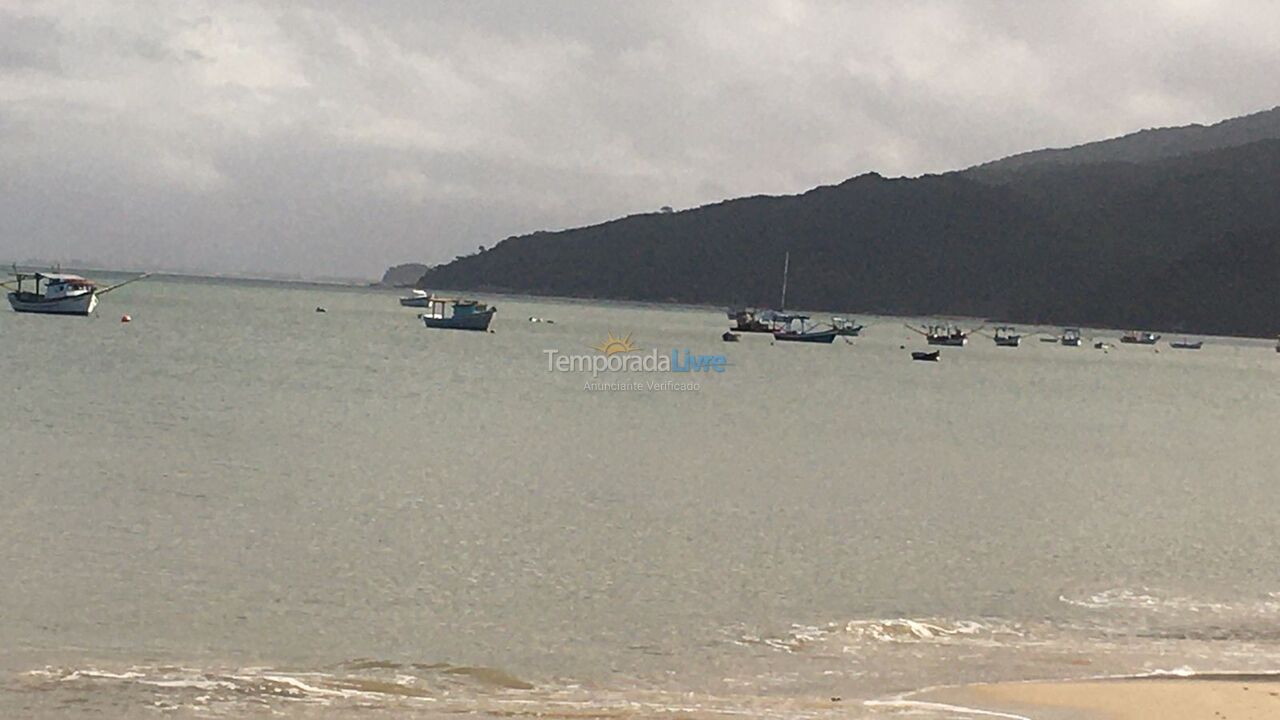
[966, 105, 1280, 181]
[404, 110, 1280, 337]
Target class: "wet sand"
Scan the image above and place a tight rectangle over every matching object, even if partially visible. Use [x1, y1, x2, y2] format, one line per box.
[929, 675, 1280, 719]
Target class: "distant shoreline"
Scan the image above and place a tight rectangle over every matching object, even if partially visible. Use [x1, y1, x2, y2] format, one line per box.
[4, 262, 377, 289]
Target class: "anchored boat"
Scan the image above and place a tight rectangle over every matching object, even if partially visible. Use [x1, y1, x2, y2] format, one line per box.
[1061, 328, 1083, 347]
[1121, 330, 1160, 345]
[832, 317, 863, 336]
[992, 326, 1021, 347]
[773, 314, 837, 343]
[906, 323, 971, 346]
[418, 297, 496, 331]
[1170, 339, 1204, 350]
[728, 308, 778, 333]
[5, 269, 149, 316]
[399, 289, 436, 308]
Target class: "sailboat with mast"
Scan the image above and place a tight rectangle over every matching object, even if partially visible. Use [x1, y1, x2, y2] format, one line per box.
[770, 252, 838, 344]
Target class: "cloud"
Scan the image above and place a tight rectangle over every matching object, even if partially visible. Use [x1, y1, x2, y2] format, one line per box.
[1, 0, 1278, 277]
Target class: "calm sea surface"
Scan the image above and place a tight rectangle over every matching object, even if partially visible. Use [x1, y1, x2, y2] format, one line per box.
[2, 276, 1278, 718]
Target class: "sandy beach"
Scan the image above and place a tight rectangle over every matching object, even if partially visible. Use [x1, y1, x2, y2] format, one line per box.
[925, 675, 1280, 720]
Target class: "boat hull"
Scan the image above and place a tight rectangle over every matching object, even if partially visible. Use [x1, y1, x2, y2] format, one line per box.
[774, 329, 837, 344]
[927, 336, 967, 346]
[421, 309, 495, 331]
[7, 291, 98, 316]
[912, 351, 941, 362]
[400, 297, 433, 308]
[994, 337, 1021, 347]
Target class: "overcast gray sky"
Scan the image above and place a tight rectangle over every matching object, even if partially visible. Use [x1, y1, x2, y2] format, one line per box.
[2, 0, 1278, 279]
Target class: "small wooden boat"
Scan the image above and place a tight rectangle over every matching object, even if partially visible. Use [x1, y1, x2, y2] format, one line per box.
[728, 308, 777, 333]
[1121, 330, 1160, 345]
[832, 317, 863, 336]
[1094, 341, 1114, 350]
[773, 314, 837, 343]
[912, 350, 940, 362]
[399, 289, 439, 307]
[928, 325, 969, 346]
[5, 269, 149, 316]
[1170, 339, 1203, 350]
[775, 329, 838, 343]
[906, 323, 971, 346]
[1040, 336, 1059, 343]
[722, 331, 740, 342]
[419, 296, 496, 331]
[993, 326, 1021, 347]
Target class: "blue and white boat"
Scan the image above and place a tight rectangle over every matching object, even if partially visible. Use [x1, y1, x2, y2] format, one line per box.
[419, 296, 496, 331]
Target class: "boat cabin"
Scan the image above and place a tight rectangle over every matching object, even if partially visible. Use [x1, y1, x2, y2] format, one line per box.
[13, 272, 97, 300]
[421, 297, 491, 321]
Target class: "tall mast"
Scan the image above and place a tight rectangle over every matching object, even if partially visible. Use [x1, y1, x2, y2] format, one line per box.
[779, 251, 789, 310]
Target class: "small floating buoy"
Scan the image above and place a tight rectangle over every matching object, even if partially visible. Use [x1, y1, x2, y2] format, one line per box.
[120, 314, 131, 323]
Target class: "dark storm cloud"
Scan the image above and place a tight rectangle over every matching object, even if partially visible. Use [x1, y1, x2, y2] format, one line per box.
[1, 0, 1277, 277]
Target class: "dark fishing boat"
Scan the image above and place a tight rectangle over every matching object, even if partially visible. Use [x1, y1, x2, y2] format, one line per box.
[773, 314, 837, 343]
[992, 326, 1021, 347]
[906, 323, 971, 346]
[721, 331, 740, 342]
[912, 350, 941, 362]
[728, 308, 777, 333]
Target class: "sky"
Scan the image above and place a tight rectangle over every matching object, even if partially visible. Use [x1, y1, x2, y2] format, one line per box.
[1, 0, 1278, 279]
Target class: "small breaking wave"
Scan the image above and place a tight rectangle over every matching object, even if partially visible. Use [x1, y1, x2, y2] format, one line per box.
[1059, 587, 1280, 616]
[735, 617, 1025, 653]
[14, 662, 866, 719]
[18, 660, 536, 713]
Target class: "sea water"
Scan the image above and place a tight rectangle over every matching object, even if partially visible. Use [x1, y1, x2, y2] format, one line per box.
[2, 275, 1278, 718]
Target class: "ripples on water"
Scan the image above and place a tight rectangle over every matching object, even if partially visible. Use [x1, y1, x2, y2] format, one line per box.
[2, 277, 1279, 718]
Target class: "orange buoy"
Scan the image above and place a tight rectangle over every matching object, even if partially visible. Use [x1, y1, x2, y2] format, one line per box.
[120, 314, 131, 323]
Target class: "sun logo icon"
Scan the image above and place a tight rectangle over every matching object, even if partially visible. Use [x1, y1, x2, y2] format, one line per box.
[592, 331, 638, 356]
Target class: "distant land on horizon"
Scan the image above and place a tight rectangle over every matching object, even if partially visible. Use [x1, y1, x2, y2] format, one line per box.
[395, 106, 1280, 338]
[5, 258, 377, 287]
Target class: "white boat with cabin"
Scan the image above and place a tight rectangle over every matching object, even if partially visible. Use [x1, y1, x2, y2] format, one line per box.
[7, 272, 99, 315]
